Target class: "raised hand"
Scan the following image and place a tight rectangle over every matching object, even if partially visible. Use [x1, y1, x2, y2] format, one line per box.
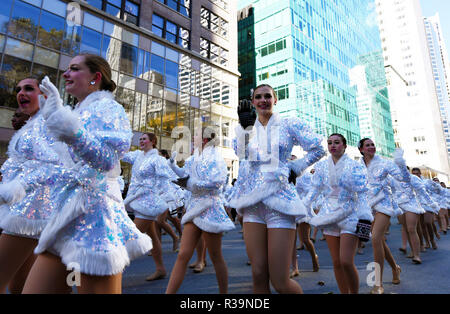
[237, 99, 257, 129]
[39, 76, 63, 120]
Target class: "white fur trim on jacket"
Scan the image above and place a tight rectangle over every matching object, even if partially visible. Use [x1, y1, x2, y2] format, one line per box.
[46, 106, 81, 142]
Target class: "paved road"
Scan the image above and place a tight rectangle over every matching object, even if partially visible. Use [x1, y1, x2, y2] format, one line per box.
[122, 218, 450, 294]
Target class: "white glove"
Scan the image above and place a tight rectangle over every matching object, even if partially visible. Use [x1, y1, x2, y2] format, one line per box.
[46, 106, 81, 142]
[39, 76, 63, 120]
[0, 179, 26, 205]
[393, 148, 405, 166]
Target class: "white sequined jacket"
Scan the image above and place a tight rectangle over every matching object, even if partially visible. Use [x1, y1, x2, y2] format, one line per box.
[123, 148, 176, 217]
[228, 113, 325, 219]
[35, 91, 152, 276]
[361, 154, 410, 217]
[305, 154, 373, 233]
[169, 145, 234, 233]
[0, 112, 63, 237]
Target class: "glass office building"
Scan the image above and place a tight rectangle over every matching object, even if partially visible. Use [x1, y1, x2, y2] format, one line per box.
[0, 0, 240, 177]
[238, 0, 395, 156]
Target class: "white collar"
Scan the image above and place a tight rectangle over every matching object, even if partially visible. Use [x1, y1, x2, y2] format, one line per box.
[75, 90, 114, 110]
[254, 112, 281, 130]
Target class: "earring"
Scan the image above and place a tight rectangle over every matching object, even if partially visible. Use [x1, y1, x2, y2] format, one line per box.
[90, 81, 95, 85]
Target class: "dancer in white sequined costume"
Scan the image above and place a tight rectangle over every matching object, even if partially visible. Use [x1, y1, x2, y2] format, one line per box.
[0, 77, 65, 294]
[122, 133, 176, 281]
[358, 138, 409, 294]
[22, 54, 151, 294]
[166, 127, 234, 294]
[228, 85, 325, 294]
[306, 134, 372, 294]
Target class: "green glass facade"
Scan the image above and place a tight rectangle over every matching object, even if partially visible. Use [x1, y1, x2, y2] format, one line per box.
[238, 0, 395, 153]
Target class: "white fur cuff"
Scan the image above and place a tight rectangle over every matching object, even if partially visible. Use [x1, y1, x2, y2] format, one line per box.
[46, 106, 81, 142]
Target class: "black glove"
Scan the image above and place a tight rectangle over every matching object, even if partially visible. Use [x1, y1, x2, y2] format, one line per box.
[172, 176, 189, 188]
[355, 219, 372, 242]
[238, 99, 257, 129]
[288, 169, 297, 185]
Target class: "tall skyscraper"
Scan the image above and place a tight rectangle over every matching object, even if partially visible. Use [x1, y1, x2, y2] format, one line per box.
[237, 0, 395, 159]
[376, 0, 450, 180]
[424, 14, 450, 160]
[0, 0, 240, 177]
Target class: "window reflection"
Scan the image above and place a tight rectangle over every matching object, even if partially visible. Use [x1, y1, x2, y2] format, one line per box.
[162, 100, 176, 137]
[62, 24, 81, 55]
[0, 55, 32, 108]
[0, 0, 13, 34]
[151, 54, 164, 84]
[42, 0, 67, 18]
[38, 10, 65, 51]
[80, 27, 102, 55]
[120, 42, 138, 76]
[115, 86, 135, 115]
[147, 96, 162, 133]
[165, 60, 178, 90]
[34, 46, 59, 68]
[32, 63, 58, 84]
[103, 36, 121, 71]
[8, 1, 40, 43]
[132, 92, 145, 131]
[5, 37, 34, 61]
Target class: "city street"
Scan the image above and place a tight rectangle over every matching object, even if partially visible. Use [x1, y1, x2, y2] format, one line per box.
[122, 218, 450, 294]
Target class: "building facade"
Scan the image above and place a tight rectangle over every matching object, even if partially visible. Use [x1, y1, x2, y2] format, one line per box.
[424, 14, 450, 160]
[376, 0, 450, 181]
[0, 0, 240, 180]
[237, 0, 395, 160]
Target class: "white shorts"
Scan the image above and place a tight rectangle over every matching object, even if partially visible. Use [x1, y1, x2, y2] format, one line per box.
[323, 226, 356, 238]
[134, 212, 156, 221]
[243, 202, 296, 230]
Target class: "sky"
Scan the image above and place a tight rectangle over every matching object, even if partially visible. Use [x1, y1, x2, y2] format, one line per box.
[420, 0, 450, 52]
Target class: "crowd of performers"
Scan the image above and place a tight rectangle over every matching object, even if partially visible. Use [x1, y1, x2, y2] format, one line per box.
[0, 54, 448, 294]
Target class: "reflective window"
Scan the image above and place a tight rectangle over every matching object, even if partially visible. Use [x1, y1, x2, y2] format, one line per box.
[22, 0, 42, 6]
[86, 0, 102, 10]
[132, 92, 145, 130]
[62, 24, 81, 55]
[149, 83, 163, 98]
[125, 1, 139, 15]
[120, 42, 138, 76]
[200, 37, 227, 66]
[0, 34, 4, 51]
[80, 27, 102, 55]
[121, 29, 138, 46]
[0, 0, 13, 34]
[5, 37, 34, 61]
[151, 54, 164, 75]
[9, 1, 40, 43]
[106, 4, 120, 17]
[84, 12, 104, 32]
[32, 62, 58, 84]
[38, 10, 65, 51]
[151, 41, 165, 57]
[115, 86, 135, 118]
[143, 50, 151, 81]
[162, 100, 176, 137]
[200, 7, 227, 39]
[165, 87, 177, 102]
[156, 0, 190, 17]
[103, 21, 121, 38]
[165, 60, 178, 90]
[34, 46, 59, 67]
[152, 14, 189, 49]
[166, 47, 179, 63]
[0, 55, 32, 108]
[42, 0, 66, 17]
[147, 96, 162, 133]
